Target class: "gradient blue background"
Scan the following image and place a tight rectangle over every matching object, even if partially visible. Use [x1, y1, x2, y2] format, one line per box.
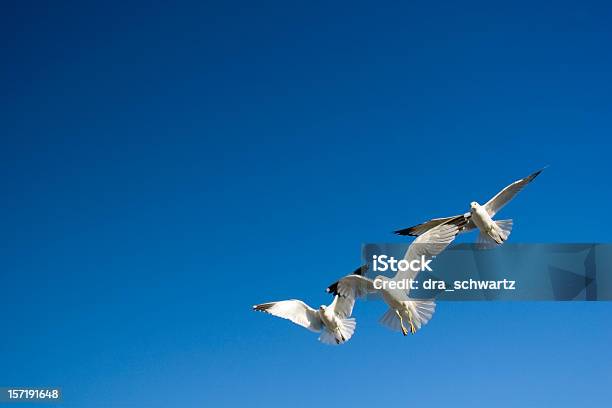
[2, 1, 611, 407]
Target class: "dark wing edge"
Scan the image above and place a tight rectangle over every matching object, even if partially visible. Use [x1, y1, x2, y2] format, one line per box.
[326, 264, 369, 295]
[394, 214, 469, 237]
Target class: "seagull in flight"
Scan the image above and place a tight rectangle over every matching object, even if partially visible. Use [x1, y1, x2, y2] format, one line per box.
[327, 224, 459, 336]
[253, 294, 356, 345]
[394, 168, 544, 246]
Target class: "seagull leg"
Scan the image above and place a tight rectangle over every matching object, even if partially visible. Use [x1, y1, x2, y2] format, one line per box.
[407, 309, 416, 334]
[396, 310, 408, 336]
[335, 328, 345, 344]
[487, 224, 502, 244]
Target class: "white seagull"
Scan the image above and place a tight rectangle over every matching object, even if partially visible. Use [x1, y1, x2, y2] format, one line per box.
[327, 224, 459, 336]
[394, 168, 544, 246]
[253, 295, 356, 345]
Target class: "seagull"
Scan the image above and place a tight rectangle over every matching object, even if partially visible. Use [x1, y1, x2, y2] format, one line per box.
[253, 294, 356, 345]
[394, 168, 544, 246]
[327, 224, 459, 336]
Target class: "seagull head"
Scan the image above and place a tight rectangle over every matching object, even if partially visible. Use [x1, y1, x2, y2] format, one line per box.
[319, 305, 327, 311]
[470, 201, 479, 211]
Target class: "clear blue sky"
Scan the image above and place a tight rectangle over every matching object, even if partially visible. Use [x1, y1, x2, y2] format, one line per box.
[2, 1, 611, 407]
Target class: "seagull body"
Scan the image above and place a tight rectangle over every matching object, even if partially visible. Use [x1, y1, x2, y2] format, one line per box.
[253, 295, 356, 345]
[394, 169, 544, 246]
[375, 275, 430, 335]
[328, 224, 460, 336]
[469, 201, 510, 245]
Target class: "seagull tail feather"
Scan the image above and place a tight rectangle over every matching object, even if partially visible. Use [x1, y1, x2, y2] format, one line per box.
[318, 330, 338, 345]
[495, 219, 513, 241]
[338, 317, 356, 342]
[318, 318, 356, 345]
[379, 308, 402, 332]
[409, 299, 436, 330]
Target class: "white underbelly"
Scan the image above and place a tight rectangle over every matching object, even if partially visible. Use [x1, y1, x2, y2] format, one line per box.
[382, 289, 407, 310]
[472, 208, 494, 231]
[320, 311, 338, 331]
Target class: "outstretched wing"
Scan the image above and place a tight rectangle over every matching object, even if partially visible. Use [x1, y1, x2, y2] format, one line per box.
[393, 223, 460, 282]
[394, 214, 471, 237]
[484, 168, 544, 217]
[326, 265, 368, 296]
[327, 275, 377, 299]
[329, 294, 355, 319]
[253, 300, 322, 332]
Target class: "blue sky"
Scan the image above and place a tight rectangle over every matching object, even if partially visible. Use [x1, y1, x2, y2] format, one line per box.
[2, 1, 612, 407]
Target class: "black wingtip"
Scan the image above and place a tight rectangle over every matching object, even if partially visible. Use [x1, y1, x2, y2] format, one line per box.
[326, 282, 339, 295]
[529, 166, 547, 181]
[393, 227, 418, 236]
[253, 303, 273, 312]
[351, 264, 369, 276]
[327, 264, 368, 295]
